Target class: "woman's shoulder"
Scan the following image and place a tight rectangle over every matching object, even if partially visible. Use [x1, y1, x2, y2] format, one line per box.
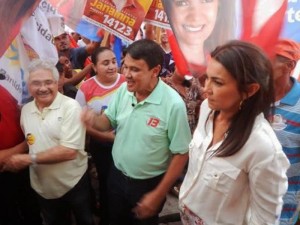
[243, 114, 283, 161]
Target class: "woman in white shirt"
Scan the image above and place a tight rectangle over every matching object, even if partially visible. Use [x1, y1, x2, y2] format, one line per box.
[179, 40, 290, 225]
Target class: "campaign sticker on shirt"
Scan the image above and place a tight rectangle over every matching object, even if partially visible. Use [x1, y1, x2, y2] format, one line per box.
[147, 117, 160, 128]
[26, 133, 35, 145]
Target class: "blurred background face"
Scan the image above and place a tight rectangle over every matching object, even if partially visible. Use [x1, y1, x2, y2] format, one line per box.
[93, 50, 118, 81]
[169, 0, 219, 46]
[204, 58, 241, 114]
[160, 30, 168, 44]
[59, 55, 73, 78]
[272, 55, 292, 81]
[54, 33, 70, 52]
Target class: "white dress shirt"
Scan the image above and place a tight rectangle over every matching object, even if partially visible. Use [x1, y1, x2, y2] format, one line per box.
[179, 100, 290, 225]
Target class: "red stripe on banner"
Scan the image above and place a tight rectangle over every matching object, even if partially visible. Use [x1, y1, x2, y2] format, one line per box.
[241, 0, 288, 58]
[167, 30, 189, 76]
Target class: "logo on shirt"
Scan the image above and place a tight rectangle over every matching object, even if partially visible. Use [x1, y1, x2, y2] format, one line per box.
[26, 133, 35, 145]
[147, 117, 160, 128]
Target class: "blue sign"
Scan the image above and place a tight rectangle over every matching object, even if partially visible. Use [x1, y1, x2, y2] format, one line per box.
[281, 0, 300, 42]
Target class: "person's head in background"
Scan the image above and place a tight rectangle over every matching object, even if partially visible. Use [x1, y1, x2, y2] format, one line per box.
[91, 47, 118, 85]
[122, 39, 164, 100]
[27, 59, 60, 110]
[164, 0, 236, 68]
[54, 32, 70, 52]
[272, 39, 300, 83]
[205, 40, 274, 156]
[58, 55, 73, 78]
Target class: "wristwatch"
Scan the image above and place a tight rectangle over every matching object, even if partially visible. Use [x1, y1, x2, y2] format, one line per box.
[30, 153, 37, 166]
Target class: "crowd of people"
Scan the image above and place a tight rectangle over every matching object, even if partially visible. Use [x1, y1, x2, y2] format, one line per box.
[1, 12, 300, 225]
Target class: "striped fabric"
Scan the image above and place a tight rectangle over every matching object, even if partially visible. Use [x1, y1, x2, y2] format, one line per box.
[272, 78, 300, 225]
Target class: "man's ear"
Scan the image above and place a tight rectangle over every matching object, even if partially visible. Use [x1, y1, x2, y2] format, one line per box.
[152, 65, 161, 77]
[244, 83, 260, 99]
[286, 60, 296, 71]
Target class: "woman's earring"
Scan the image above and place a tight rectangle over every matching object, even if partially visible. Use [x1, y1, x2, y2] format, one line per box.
[239, 100, 244, 110]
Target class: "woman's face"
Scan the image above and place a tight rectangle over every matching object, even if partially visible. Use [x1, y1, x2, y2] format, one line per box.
[170, 0, 219, 46]
[204, 58, 242, 114]
[94, 50, 118, 80]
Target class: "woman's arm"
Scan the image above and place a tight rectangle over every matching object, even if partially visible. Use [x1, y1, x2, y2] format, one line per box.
[248, 151, 290, 224]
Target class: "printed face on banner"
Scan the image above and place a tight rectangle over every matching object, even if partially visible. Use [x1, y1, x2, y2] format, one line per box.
[162, 0, 237, 76]
[83, 0, 153, 42]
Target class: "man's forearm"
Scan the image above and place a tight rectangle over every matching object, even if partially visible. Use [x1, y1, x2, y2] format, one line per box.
[153, 153, 188, 198]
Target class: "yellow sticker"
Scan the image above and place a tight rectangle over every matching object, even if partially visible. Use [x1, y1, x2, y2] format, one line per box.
[26, 133, 35, 145]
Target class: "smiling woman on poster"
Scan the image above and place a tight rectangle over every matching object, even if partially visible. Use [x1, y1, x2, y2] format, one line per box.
[163, 0, 236, 75]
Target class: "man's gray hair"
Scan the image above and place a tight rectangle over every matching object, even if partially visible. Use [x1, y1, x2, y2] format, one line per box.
[28, 59, 59, 81]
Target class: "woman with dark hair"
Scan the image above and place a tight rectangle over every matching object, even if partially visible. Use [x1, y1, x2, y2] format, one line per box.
[76, 47, 125, 225]
[179, 40, 290, 225]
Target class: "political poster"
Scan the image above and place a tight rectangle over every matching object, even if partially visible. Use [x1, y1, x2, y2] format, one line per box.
[82, 0, 153, 42]
[144, 0, 170, 29]
[163, 0, 288, 76]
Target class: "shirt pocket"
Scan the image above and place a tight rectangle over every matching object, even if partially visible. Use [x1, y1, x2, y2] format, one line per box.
[202, 159, 241, 194]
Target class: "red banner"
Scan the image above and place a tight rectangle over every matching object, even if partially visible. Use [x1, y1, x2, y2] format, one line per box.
[83, 0, 152, 42]
[144, 0, 170, 29]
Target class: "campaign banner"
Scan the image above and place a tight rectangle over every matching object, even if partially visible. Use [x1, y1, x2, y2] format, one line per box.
[281, 0, 300, 42]
[0, 36, 31, 105]
[163, 0, 287, 76]
[83, 0, 153, 42]
[0, 0, 60, 105]
[144, 0, 170, 29]
[47, 0, 86, 31]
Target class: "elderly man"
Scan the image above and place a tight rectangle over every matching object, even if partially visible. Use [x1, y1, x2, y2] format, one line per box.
[82, 39, 191, 225]
[271, 39, 300, 225]
[6, 59, 94, 225]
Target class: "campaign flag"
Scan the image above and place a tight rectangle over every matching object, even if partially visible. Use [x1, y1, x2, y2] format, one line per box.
[21, 0, 60, 64]
[144, 0, 170, 29]
[280, 0, 300, 42]
[240, 0, 288, 58]
[83, 0, 153, 42]
[0, 0, 40, 57]
[47, 0, 86, 32]
[0, 0, 60, 104]
[0, 36, 31, 104]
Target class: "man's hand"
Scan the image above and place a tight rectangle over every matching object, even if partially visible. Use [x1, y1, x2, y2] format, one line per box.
[81, 107, 96, 129]
[0, 151, 11, 172]
[132, 190, 164, 219]
[3, 154, 31, 172]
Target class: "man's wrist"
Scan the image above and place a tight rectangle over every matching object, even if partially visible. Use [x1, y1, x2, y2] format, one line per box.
[30, 153, 37, 166]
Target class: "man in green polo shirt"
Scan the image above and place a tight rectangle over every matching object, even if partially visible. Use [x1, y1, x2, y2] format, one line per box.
[82, 39, 191, 225]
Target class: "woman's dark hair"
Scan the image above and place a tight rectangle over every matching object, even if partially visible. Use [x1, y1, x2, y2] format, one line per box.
[91, 46, 113, 65]
[90, 47, 114, 76]
[210, 40, 274, 157]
